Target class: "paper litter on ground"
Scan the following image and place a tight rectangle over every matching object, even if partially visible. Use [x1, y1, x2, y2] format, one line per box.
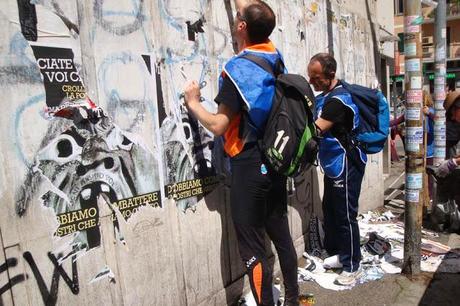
[298, 210, 460, 291]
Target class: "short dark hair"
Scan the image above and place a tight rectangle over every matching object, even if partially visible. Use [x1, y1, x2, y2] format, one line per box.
[242, 1, 276, 44]
[310, 53, 337, 79]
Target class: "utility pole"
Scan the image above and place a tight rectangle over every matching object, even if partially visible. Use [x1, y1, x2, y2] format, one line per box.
[433, 0, 447, 165]
[403, 0, 424, 276]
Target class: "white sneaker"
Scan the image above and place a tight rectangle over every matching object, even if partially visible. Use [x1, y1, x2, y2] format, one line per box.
[323, 255, 343, 269]
[334, 268, 363, 286]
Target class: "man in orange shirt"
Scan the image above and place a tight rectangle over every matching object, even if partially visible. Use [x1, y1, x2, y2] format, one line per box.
[183, 1, 299, 305]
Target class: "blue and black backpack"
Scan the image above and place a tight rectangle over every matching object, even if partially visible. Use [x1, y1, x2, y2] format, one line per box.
[339, 81, 390, 154]
[240, 54, 318, 177]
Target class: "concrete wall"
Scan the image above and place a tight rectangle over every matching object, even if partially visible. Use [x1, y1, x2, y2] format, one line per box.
[0, 0, 391, 305]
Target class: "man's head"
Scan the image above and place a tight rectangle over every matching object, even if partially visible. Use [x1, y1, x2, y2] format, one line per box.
[233, 1, 275, 49]
[445, 90, 460, 123]
[307, 53, 337, 92]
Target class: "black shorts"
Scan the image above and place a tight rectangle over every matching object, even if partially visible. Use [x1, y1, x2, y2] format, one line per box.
[230, 144, 287, 226]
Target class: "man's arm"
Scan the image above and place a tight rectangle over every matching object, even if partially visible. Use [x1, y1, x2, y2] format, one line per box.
[184, 80, 234, 136]
[314, 117, 334, 135]
[435, 155, 460, 178]
[314, 97, 349, 134]
[390, 114, 405, 127]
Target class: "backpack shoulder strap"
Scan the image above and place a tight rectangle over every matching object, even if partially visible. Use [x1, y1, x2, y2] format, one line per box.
[239, 53, 284, 77]
[324, 84, 348, 104]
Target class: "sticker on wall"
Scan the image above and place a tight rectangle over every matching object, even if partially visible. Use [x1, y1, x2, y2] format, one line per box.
[434, 125, 446, 134]
[405, 42, 417, 57]
[404, 33, 416, 41]
[406, 142, 419, 153]
[406, 58, 421, 72]
[434, 76, 446, 85]
[406, 189, 420, 203]
[404, 15, 421, 33]
[434, 117, 446, 126]
[435, 91, 446, 101]
[410, 76, 422, 89]
[434, 134, 447, 146]
[434, 64, 446, 75]
[434, 84, 445, 92]
[411, 16, 424, 25]
[407, 127, 423, 144]
[406, 173, 423, 189]
[406, 108, 421, 120]
[435, 46, 446, 61]
[406, 90, 423, 104]
[435, 101, 445, 109]
[434, 147, 446, 158]
[406, 127, 423, 152]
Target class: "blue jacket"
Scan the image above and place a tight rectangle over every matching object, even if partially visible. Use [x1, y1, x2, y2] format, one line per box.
[315, 84, 367, 177]
[218, 41, 283, 157]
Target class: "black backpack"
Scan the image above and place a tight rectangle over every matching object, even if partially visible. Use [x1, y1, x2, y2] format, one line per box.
[241, 54, 318, 177]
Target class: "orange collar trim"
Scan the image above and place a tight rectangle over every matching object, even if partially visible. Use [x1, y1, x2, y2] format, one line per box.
[244, 41, 276, 53]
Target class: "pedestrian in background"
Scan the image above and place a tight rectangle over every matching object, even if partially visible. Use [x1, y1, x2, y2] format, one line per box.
[422, 90, 435, 200]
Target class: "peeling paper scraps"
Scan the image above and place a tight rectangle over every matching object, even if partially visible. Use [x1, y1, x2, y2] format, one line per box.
[89, 266, 115, 284]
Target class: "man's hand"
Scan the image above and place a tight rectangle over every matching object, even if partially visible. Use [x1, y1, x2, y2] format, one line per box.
[434, 158, 458, 178]
[184, 80, 201, 109]
[181, 80, 233, 136]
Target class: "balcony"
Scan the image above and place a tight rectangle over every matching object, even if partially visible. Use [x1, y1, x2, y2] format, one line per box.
[421, 42, 460, 62]
[420, 34, 460, 61]
[448, 1, 460, 17]
[426, 1, 460, 20]
[422, 45, 434, 61]
[451, 41, 460, 58]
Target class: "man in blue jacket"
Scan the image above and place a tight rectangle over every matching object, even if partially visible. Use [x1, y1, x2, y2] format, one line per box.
[184, 1, 299, 305]
[308, 53, 366, 286]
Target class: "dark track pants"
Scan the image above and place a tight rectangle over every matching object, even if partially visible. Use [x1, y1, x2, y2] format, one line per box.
[230, 150, 299, 306]
[234, 217, 299, 306]
[322, 151, 365, 272]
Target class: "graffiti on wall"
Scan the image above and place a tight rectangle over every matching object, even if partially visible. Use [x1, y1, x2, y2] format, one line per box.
[0, 250, 80, 306]
[0, 257, 27, 297]
[14, 44, 162, 263]
[9, 0, 228, 268]
[152, 0, 231, 211]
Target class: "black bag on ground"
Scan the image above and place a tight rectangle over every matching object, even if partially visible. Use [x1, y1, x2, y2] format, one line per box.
[241, 54, 318, 177]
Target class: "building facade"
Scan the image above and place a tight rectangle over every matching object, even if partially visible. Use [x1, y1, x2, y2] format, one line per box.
[392, 0, 460, 95]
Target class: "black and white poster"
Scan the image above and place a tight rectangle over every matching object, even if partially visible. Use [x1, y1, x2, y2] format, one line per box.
[16, 47, 163, 263]
[155, 63, 223, 212]
[31, 45, 85, 107]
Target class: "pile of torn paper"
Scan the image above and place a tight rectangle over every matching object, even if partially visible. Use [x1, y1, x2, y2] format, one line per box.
[298, 210, 460, 291]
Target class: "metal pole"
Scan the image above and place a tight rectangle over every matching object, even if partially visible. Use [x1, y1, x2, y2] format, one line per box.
[433, 0, 447, 165]
[402, 0, 424, 276]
